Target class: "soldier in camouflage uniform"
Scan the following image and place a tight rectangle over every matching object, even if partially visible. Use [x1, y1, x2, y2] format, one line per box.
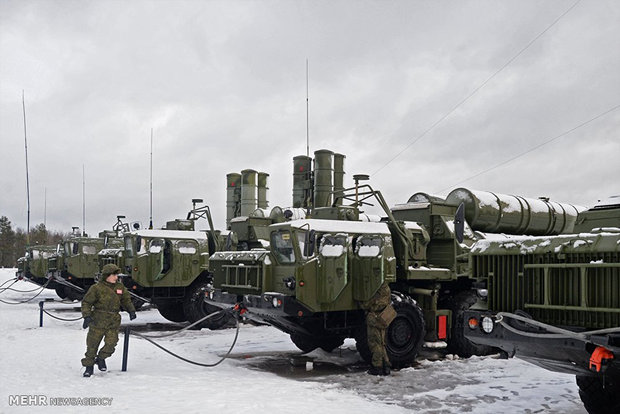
[81, 264, 136, 377]
[360, 281, 393, 376]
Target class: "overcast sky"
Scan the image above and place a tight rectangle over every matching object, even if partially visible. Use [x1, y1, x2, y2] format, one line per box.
[1, 0, 618, 236]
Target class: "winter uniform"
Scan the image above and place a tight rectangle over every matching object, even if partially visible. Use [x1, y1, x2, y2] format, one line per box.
[360, 282, 392, 375]
[81, 264, 136, 370]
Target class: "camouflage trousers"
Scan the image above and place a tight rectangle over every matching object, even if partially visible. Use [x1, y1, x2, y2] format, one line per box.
[81, 313, 121, 367]
[367, 313, 390, 369]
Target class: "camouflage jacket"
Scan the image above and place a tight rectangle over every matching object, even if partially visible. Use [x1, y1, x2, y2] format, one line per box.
[360, 282, 391, 313]
[81, 280, 135, 318]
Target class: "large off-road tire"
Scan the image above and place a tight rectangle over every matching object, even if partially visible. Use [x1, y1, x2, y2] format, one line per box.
[290, 333, 319, 353]
[156, 302, 187, 323]
[443, 290, 494, 358]
[356, 292, 426, 369]
[65, 286, 84, 301]
[576, 374, 620, 414]
[131, 296, 146, 311]
[183, 280, 231, 330]
[290, 333, 345, 353]
[55, 286, 68, 299]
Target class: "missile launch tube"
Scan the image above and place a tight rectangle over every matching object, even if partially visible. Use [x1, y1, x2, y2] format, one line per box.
[445, 188, 584, 235]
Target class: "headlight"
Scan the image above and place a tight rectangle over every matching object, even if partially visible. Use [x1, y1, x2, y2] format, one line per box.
[272, 297, 282, 308]
[481, 316, 494, 333]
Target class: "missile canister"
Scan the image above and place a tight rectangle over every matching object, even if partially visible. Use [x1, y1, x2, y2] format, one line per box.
[333, 153, 346, 206]
[446, 188, 584, 235]
[258, 172, 269, 209]
[313, 149, 334, 208]
[226, 173, 242, 228]
[240, 169, 258, 217]
[293, 156, 312, 208]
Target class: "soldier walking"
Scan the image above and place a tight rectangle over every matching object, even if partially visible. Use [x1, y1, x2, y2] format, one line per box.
[81, 264, 136, 377]
[361, 281, 395, 376]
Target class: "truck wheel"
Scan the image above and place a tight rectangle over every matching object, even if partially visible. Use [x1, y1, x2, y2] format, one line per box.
[131, 296, 146, 311]
[290, 333, 319, 353]
[156, 302, 187, 322]
[355, 292, 426, 369]
[183, 281, 231, 330]
[65, 287, 84, 301]
[443, 290, 494, 358]
[55, 286, 68, 299]
[319, 336, 345, 352]
[577, 375, 620, 414]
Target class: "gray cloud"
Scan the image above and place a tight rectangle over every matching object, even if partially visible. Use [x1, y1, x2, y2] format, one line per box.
[1, 0, 618, 237]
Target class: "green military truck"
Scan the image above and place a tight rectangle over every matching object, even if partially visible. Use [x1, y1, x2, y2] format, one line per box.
[206, 150, 585, 367]
[464, 196, 620, 414]
[17, 244, 63, 293]
[117, 201, 232, 329]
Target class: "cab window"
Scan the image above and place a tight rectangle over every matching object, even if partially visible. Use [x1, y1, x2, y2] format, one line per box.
[271, 230, 296, 263]
[82, 245, 98, 255]
[124, 236, 134, 258]
[320, 235, 347, 257]
[177, 241, 197, 255]
[149, 239, 164, 254]
[355, 236, 382, 258]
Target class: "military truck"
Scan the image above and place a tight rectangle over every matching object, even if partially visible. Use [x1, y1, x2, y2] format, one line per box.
[206, 150, 586, 367]
[18, 244, 63, 293]
[118, 200, 234, 329]
[464, 196, 620, 414]
[50, 218, 131, 300]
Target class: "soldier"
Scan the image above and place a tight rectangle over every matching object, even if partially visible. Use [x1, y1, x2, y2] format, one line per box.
[361, 281, 394, 376]
[81, 263, 136, 377]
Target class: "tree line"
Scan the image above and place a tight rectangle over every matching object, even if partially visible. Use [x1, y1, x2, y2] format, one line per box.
[0, 216, 72, 268]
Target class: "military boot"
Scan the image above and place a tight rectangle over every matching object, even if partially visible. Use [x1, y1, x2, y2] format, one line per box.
[382, 361, 391, 376]
[95, 357, 107, 371]
[367, 365, 384, 376]
[83, 366, 94, 377]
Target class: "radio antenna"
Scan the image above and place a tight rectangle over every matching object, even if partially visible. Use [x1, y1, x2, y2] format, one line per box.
[22, 90, 31, 246]
[149, 128, 154, 229]
[306, 59, 309, 158]
[82, 164, 86, 236]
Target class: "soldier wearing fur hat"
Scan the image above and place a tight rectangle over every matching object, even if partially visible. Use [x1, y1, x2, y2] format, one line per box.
[81, 263, 136, 377]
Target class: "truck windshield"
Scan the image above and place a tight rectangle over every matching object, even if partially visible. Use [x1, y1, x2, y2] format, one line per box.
[355, 236, 382, 257]
[124, 236, 134, 258]
[271, 230, 296, 263]
[320, 235, 347, 257]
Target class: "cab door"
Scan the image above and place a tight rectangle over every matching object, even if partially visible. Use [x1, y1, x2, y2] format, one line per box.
[317, 234, 348, 304]
[352, 235, 384, 302]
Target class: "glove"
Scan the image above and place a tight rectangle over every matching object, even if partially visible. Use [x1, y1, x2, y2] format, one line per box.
[129, 312, 137, 320]
[82, 317, 92, 329]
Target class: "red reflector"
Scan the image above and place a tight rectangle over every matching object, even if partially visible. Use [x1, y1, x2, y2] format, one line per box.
[68, 276, 72, 280]
[231, 182, 235, 186]
[299, 281, 305, 287]
[133, 267, 138, 272]
[299, 166, 304, 172]
[438, 315, 447, 340]
[132, 285, 137, 290]
[297, 311, 303, 317]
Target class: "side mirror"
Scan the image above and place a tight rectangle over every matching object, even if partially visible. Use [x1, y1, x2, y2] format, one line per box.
[455, 203, 465, 244]
[304, 230, 316, 257]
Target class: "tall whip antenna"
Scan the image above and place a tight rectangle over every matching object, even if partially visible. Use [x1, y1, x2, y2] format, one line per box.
[82, 164, 86, 236]
[22, 90, 31, 246]
[149, 128, 153, 229]
[44, 187, 47, 228]
[306, 59, 309, 157]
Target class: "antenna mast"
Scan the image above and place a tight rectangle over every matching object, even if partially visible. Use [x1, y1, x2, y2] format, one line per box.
[82, 164, 86, 236]
[306, 59, 309, 157]
[149, 128, 153, 229]
[44, 187, 47, 228]
[22, 90, 31, 246]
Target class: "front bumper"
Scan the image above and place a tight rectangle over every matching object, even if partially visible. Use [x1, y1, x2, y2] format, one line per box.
[464, 310, 620, 377]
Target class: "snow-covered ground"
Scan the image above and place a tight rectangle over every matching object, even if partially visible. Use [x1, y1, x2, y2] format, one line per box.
[0, 269, 586, 413]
